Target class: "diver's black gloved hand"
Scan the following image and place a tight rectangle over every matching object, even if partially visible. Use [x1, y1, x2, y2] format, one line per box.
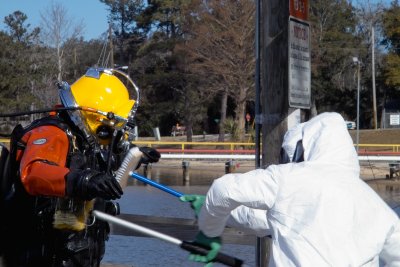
[66, 170, 123, 200]
[139, 146, 161, 164]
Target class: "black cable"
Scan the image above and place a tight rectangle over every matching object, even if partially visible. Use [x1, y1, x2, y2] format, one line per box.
[0, 107, 81, 137]
[0, 107, 80, 118]
[106, 129, 118, 174]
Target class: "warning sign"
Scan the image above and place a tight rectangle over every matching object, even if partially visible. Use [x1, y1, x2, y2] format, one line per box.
[290, 0, 308, 21]
[390, 114, 400, 126]
[288, 17, 311, 109]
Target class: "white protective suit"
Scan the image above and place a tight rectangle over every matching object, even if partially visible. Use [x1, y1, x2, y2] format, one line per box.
[199, 112, 400, 266]
[226, 122, 305, 236]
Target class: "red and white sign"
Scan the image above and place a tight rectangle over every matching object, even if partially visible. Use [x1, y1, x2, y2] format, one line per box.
[290, 0, 308, 21]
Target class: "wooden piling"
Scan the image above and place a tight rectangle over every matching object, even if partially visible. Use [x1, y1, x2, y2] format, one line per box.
[182, 161, 190, 183]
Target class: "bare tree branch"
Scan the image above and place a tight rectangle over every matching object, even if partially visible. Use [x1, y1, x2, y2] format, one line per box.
[40, 2, 84, 81]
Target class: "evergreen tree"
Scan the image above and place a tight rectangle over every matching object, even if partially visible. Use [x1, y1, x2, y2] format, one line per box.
[100, 0, 146, 66]
[381, 0, 400, 98]
[4, 10, 40, 43]
[0, 11, 42, 114]
[310, 0, 366, 122]
[131, 1, 198, 138]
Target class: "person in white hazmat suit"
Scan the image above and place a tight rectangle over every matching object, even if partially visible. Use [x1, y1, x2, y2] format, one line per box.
[181, 112, 400, 266]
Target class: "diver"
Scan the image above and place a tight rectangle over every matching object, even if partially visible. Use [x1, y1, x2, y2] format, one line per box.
[0, 68, 160, 267]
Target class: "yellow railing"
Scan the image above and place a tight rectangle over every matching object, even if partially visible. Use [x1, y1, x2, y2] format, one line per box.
[132, 141, 255, 151]
[0, 138, 256, 151]
[134, 141, 400, 153]
[1, 137, 400, 153]
[356, 144, 400, 152]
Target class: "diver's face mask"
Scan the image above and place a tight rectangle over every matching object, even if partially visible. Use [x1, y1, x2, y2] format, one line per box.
[279, 140, 304, 164]
[96, 125, 113, 140]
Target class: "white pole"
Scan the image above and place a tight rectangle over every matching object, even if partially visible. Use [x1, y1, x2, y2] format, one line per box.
[357, 62, 361, 154]
[371, 26, 377, 129]
[93, 210, 181, 245]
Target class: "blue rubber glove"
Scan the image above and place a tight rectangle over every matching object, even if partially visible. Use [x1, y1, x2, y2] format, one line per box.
[179, 194, 206, 218]
[190, 231, 222, 266]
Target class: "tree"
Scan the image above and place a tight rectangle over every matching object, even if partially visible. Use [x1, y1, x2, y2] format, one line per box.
[40, 2, 84, 81]
[178, 0, 256, 141]
[310, 0, 366, 123]
[0, 11, 53, 129]
[0, 32, 32, 113]
[100, 0, 146, 66]
[131, 31, 190, 137]
[142, 0, 189, 38]
[130, 1, 199, 140]
[4, 10, 40, 43]
[63, 38, 107, 81]
[173, 43, 214, 142]
[355, 0, 386, 128]
[381, 0, 400, 95]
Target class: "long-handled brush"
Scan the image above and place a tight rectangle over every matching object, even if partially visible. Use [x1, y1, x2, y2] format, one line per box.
[93, 210, 246, 267]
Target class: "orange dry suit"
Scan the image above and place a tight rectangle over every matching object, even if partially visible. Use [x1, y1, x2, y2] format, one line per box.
[1, 113, 121, 267]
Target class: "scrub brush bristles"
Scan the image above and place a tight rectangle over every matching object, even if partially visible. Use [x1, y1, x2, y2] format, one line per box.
[53, 209, 86, 231]
[53, 199, 94, 231]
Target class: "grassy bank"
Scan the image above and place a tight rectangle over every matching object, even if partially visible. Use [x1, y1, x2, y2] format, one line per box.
[138, 128, 400, 145]
[348, 128, 400, 144]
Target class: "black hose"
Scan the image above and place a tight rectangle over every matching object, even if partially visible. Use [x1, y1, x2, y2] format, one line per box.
[0, 107, 80, 118]
[0, 107, 81, 137]
[106, 129, 118, 174]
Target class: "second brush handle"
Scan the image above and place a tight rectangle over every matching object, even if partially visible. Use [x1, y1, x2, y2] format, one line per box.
[129, 172, 183, 197]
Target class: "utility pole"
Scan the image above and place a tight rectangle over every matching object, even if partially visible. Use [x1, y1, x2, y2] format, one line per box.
[357, 63, 361, 153]
[371, 25, 378, 129]
[353, 57, 361, 153]
[109, 24, 114, 68]
[259, 0, 310, 265]
[255, 0, 261, 169]
[74, 48, 77, 78]
[255, 1, 265, 264]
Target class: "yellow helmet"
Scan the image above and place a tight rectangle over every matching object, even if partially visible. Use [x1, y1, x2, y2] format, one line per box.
[59, 68, 139, 144]
[71, 71, 134, 134]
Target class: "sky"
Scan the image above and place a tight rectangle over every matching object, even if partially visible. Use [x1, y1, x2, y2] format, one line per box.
[0, 0, 394, 41]
[0, 0, 110, 41]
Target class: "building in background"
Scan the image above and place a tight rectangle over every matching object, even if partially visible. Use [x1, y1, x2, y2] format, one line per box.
[381, 100, 400, 129]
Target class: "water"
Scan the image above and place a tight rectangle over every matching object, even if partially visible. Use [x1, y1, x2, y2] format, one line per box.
[103, 161, 256, 267]
[104, 235, 254, 267]
[134, 160, 256, 186]
[103, 185, 255, 267]
[368, 182, 400, 215]
[102, 162, 400, 267]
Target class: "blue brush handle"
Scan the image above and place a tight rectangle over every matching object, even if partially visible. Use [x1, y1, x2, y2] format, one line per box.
[129, 172, 183, 197]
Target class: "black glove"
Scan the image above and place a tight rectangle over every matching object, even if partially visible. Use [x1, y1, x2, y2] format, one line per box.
[139, 147, 161, 164]
[66, 170, 123, 200]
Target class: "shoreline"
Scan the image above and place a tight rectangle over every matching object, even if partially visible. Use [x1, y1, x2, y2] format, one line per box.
[153, 159, 400, 181]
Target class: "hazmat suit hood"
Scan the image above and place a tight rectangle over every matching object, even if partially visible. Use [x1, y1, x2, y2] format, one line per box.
[280, 122, 304, 163]
[302, 112, 360, 174]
